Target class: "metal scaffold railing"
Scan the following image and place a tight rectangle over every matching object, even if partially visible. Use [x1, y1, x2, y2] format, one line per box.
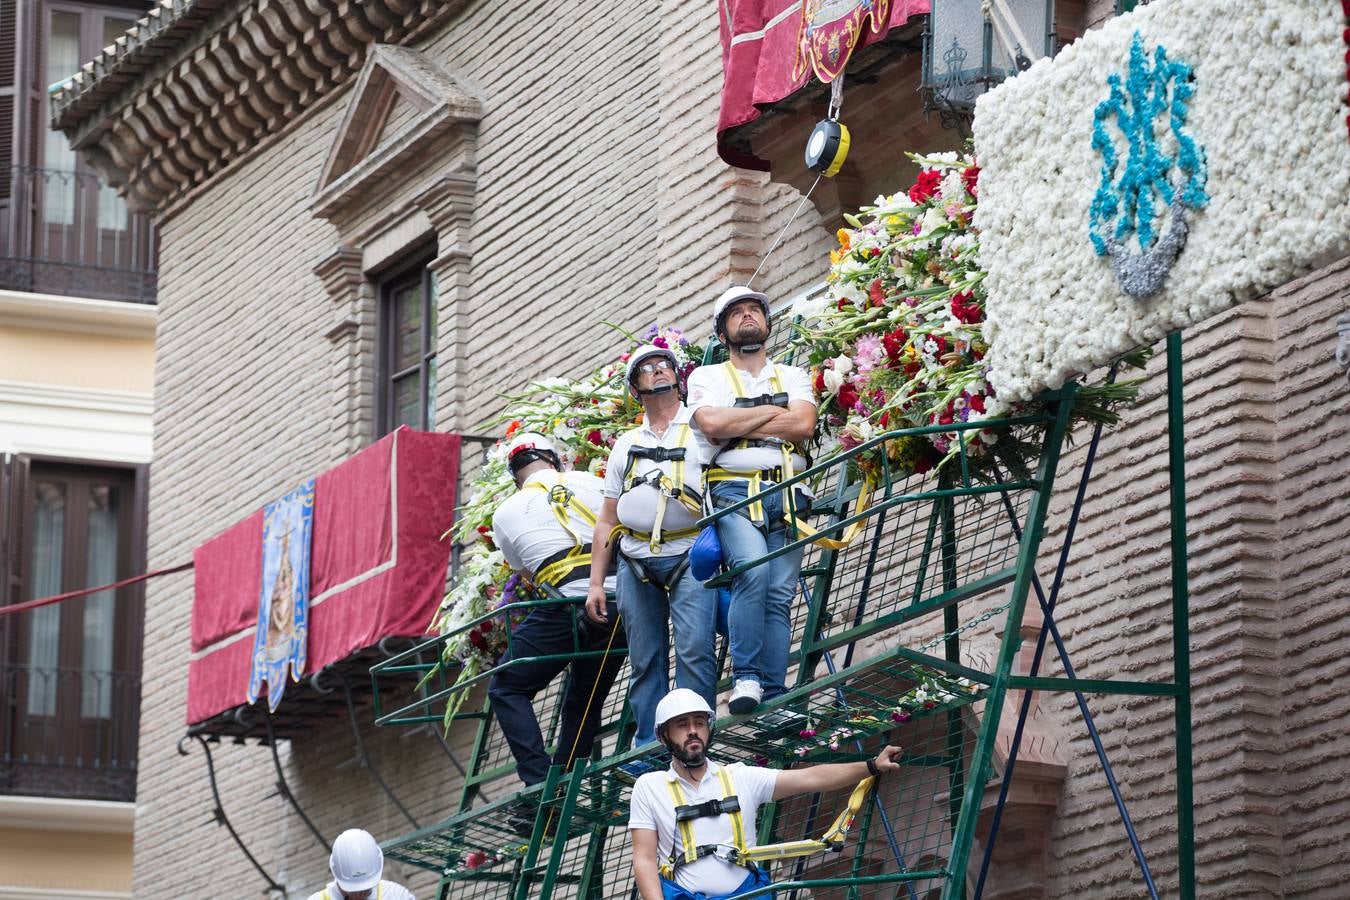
[368, 336, 1197, 900]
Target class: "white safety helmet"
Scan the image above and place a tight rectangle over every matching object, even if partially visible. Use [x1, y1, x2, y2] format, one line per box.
[654, 687, 715, 734]
[505, 431, 561, 474]
[625, 344, 680, 396]
[713, 285, 771, 339]
[329, 828, 384, 893]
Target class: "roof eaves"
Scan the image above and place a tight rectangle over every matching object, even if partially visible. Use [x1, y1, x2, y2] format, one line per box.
[50, 0, 230, 132]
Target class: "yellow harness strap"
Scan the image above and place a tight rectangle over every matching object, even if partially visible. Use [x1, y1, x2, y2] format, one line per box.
[738, 775, 876, 865]
[621, 423, 703, 553]
[524, 474, 600, 587]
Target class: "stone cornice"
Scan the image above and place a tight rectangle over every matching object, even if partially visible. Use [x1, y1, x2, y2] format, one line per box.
[0, 289, 157, 338]
[50, 0, 469, 214]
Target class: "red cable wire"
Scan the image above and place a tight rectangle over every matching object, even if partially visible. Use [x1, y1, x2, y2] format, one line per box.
[0, 561, 194, 617]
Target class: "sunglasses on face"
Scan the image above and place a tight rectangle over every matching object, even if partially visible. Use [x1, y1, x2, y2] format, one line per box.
[637, 359, 676, 375]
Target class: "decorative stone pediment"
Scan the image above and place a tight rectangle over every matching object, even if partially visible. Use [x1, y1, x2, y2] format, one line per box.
[312, 45, 481, 222]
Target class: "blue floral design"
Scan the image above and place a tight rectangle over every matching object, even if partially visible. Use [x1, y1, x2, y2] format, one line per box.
[1089, 32, 1209, 296]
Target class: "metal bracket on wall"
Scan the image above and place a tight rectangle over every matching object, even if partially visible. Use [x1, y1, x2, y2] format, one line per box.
[257, 705, 331, 853]
[177, 733, 288, 898]
[311, 664, 420, 829]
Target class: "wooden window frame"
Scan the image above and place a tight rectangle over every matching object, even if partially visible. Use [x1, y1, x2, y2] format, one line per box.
[374, 246, 437, 437]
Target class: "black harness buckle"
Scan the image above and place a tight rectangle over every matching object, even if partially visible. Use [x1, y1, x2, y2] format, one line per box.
[732, 392, 789, 409]
[674, 795, 741, 822]
[630, 445, 687, 463]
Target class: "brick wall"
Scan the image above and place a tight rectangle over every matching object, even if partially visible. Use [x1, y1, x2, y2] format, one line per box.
[133, 1, 684, 895]
[130, 1, 1350, 897]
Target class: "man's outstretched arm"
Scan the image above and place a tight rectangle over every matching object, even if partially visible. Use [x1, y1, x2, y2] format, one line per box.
[771, 745, 902, 801]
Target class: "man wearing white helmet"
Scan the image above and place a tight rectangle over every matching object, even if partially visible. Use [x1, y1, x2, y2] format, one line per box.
[686, 287, 817, 717]
[307, 828, 413, 900]
[586, 344, 718, 781]
[488, 432, 625, 828]
[628, 688, 902, 900]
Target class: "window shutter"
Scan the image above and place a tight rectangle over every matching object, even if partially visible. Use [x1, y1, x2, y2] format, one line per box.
[0, 0, 17, 203]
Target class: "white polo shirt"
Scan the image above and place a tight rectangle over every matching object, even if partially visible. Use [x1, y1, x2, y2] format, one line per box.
[306, 880, 414, 900]
[492, 470, 616, 596]
[604, 406, 715, 559]
[629, 761, 779, 896]
[686, 361, 813, 473]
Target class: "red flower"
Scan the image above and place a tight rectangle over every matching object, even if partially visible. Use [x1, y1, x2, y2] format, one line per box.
[913, 454, 933, 475]
[882, 328, 908, 363]
[837, 382, 860, 411]
[962, 164, 980, 199]
[908, 169, 942, 203]
[586, 430, 603, 445]
[813, 368, 826, 394]
[969, 394, 986, 414]
[878, 411, 890, 428]
[868, 279, 886, 307]
[951, 291, 983, 325]
[836, 296, 851, 311]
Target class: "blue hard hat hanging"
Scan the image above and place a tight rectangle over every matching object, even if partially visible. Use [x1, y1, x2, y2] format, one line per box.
[804, 75, 850, 176]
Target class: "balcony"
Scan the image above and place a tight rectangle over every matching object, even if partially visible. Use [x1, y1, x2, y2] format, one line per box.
[0, 166, 157, 304]
[0, 663, 139, 802]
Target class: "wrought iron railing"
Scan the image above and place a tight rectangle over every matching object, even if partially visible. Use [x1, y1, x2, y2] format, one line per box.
[0, 662, 139, 802]
[0, 165, 157, 303]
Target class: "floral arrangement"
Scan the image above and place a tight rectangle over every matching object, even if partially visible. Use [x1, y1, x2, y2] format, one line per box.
[426, 326, 703, 725]
[791, 673, 981, 758]
[793, 152, 1142, 478]
[973, 0, 1350, 401]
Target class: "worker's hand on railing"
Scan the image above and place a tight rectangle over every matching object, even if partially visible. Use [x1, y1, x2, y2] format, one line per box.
[584, 584, 610, 625]
[874, 745, 903, 774]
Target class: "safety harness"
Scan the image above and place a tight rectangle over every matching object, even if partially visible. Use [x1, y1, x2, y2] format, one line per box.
[705, 361, 872, 552]
[612, 422, 704, 554]
[704, 362, 799, 527]
[523, 473, 602, 590]
[658, 765, 877, 881]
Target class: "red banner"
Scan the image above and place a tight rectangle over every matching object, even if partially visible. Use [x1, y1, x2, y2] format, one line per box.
[717, 0, 929, 169]
[186, 427, 461, 724]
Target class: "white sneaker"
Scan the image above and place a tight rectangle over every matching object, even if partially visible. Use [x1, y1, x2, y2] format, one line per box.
[728, 679, 763, 715]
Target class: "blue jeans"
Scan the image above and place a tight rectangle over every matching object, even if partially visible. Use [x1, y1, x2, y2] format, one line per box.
[711, 480, 804, 701]
[617, 552, 717, 745]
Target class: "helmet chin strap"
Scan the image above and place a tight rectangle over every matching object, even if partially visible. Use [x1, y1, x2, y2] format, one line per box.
[636, 382, 677, 396]
[730, 341, 764, 354]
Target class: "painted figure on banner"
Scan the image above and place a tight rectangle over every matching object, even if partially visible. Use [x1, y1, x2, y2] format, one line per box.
[248, 478, 315, 712]
[793, 0, 891, 83]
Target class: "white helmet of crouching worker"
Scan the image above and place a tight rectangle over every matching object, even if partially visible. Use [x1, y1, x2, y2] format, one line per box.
[654, 688, 716, 765]
[625, 344, 681, 398]
[505, 431, 562, 475]
[712, 285, 772, 351]
[329, 828, 385, 893]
